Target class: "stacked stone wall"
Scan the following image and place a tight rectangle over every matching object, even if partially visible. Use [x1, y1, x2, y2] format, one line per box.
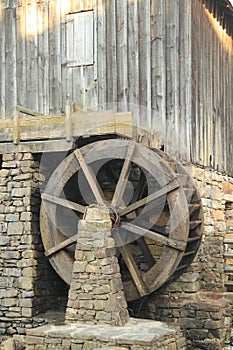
[0, 152, 67, 338]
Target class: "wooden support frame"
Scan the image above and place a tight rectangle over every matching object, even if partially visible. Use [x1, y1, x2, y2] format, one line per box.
[0, 106, 133, 154]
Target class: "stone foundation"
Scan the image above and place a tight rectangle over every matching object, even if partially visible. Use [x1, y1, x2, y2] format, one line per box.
[25, 319, 186, 350]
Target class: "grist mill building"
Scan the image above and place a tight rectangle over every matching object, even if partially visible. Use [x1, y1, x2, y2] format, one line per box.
[0, 0, 233, 349]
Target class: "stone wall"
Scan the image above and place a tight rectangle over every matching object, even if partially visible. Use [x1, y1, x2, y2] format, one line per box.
[130, 165, 233, 349]
[224, 201, 233, 291]
[0, 152, 67, 338]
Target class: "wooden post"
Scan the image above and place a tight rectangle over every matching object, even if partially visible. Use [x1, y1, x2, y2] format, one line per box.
[13, 108, 20, 145]
[65, 100, 72, 142]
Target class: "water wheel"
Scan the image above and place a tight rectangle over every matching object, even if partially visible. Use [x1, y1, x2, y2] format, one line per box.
[40, 139, 203, 301]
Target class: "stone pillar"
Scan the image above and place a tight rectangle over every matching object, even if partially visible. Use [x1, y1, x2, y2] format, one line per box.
[66, 205, 129, 326]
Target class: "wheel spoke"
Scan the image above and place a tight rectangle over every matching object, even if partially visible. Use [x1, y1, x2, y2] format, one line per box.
[115, 231, 148, 297]
[74, 149, 105, 205]
[41, 193, 86, 214]
[111, 143, 135, 208]
[138, 219, 169, 236]
[118, 178, 180, 217]
[131, 171, 146, 205]
[121, 223, 186, 251]
[137, 237, 155, 268]
[45, 233, 78, 257]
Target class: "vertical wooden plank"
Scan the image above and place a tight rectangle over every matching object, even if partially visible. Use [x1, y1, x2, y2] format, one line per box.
[116, 0, 128, 110]
[25, 1, 39, 112]
[196, 2, 202, 165]
[5, 7, 17, 118]
[38, 1, 49, 115]
[165, 0, 179, 158]
[84, 0, 93, 10]
[48, 0, 62, 115]
[191, 0, 197, 164]
[97, 0, 107, 108]
[178, 0, 192, 161]
[106, 0, 117, 104]
[60, 2, 67, 112]
[65, 14, 74, 104]
[202, 5, 208, 167]
[206, 10, 213, 168]
[127, 0, 139, 108]
[211, 10, 218, 171]
[196, 1, 202, 164]
[0, 7, 6, 118]
[226, 35, 233, 174]
[16, 4, 26, 110]
[138, 0, 151, 129]
[151, 0, 166, 143]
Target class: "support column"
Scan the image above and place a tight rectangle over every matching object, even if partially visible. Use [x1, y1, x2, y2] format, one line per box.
[66, 205, 129, 326]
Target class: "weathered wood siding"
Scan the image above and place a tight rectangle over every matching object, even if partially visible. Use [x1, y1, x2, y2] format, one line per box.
[191, 0, 233, 174]
[0, 0, 232, 174]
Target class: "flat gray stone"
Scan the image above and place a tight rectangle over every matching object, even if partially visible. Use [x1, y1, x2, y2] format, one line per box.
[27, 318, 179, 344]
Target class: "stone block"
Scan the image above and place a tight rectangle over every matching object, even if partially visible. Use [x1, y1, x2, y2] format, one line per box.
[20, 212, 33, 221]
[17, 258, 37, 268]
[93, 300, 105, 311]
[0, 169, 10, 177]
[22, 267, 37, 277]
[95, 311, 111, 322]
[188, 329, 209, 340]
[101, 263, 120, 275]
[72, 261, 87, 273]
[74, 251, 84, 261]
[93, 285, 111, 295]
[7, 222, 24, 235]
[182, 280, 202, 293]
[204, 319, 221, 330]
[178, 318, 204, 329]
[0, 289, 18, 298]
[5, 214, 19, 222]
[22, 307, 33, 318]
[11, 188, 26, 198]
[0, 298, 17, 307]
[79, 300, 93, 310]
[0, 236, 10, 246]
[18, 277, 33, 291]
[85, 263, 101, 275]
[1, 250, 20, 259]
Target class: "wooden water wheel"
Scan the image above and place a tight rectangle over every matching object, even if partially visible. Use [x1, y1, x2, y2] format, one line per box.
[40, 139, 203, 301]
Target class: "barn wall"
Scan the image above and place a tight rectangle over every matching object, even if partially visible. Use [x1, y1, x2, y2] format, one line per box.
[0, 0, 232, 174]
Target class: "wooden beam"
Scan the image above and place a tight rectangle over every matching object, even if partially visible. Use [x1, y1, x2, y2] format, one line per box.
[119, 179, 180, 216]
[74, 148, 105, 205]
[137, 236, 155, 268]
[111, 142, 135, 208]
[121, 223, 186, 251]
[115, 231, 148, 297]
[45, 233, 78, 257]
[41, 193, 86, 214]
